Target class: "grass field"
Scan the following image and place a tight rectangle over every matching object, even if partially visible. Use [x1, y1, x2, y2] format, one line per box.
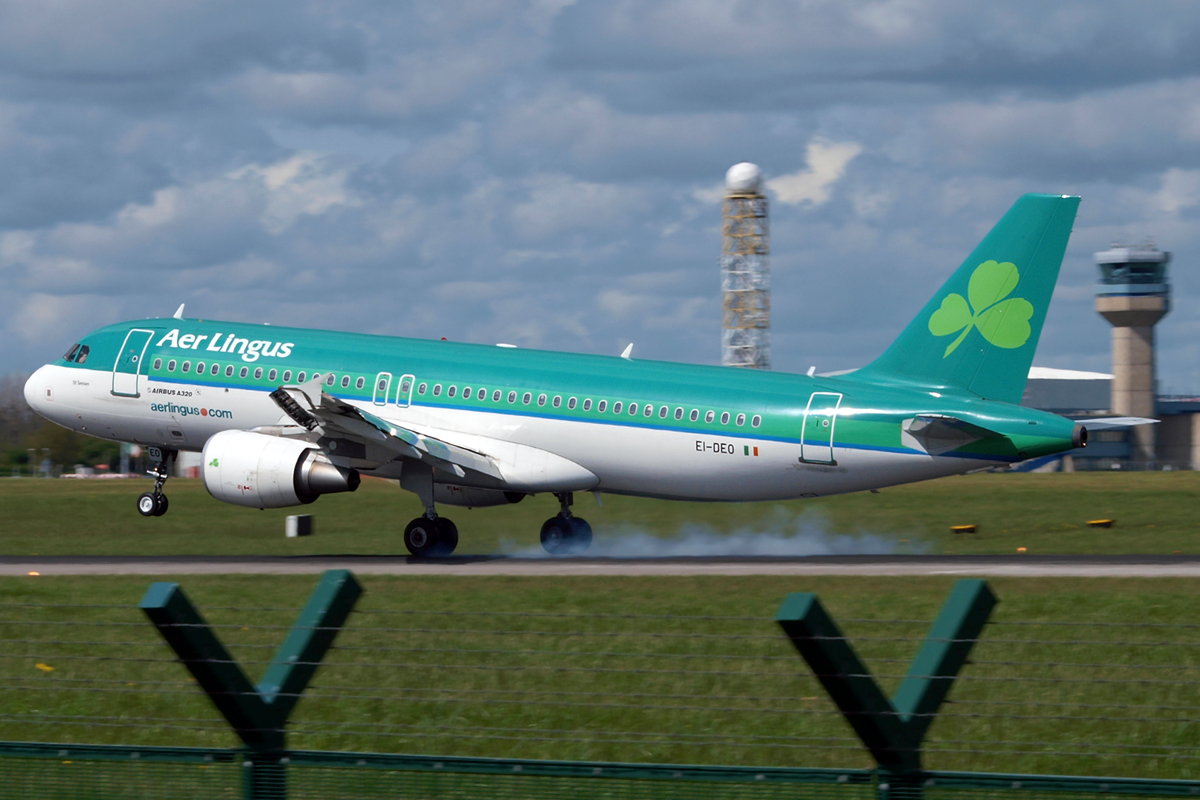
[1, 471, 1198, 555]
[3, 573, 1200, 780]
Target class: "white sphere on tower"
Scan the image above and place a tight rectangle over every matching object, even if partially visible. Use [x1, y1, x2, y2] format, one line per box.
[725, 162, 762, 194]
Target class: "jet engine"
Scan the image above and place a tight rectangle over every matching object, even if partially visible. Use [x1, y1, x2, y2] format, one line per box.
[201, 430, 360, 509]
[434, 484, 526, 508]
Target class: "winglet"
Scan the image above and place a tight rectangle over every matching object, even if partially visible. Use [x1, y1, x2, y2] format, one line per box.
[173, 303, 185, 320]
[620, 343, 633, 360]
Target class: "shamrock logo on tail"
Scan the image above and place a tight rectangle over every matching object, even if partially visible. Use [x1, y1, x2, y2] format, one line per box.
[928, 260, 1034, 357]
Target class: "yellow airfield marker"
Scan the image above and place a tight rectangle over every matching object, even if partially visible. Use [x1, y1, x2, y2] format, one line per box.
[1087, 519, 1115, 528]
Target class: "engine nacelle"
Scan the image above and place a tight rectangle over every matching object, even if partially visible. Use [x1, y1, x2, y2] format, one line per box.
[434, 483, 526, 508]
[202, 430, 360, 509]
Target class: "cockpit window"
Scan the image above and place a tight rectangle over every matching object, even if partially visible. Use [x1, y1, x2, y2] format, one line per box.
[76, 345, 89, 364]
[64, 344, 80, 361]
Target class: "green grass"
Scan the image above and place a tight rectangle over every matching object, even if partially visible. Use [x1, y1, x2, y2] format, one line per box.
[1, 471, 1199, 555]
[2, 574, 1199, 780]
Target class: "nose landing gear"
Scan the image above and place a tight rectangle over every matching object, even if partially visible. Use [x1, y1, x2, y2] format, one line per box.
[136, 447, 176, 518]
[540, 492, 592, 555]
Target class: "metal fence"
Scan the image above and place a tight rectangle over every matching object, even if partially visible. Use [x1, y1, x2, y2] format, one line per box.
[2, 572, 1199, 798]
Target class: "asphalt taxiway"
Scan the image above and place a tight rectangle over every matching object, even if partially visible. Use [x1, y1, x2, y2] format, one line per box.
[3, 554, 1199, 577]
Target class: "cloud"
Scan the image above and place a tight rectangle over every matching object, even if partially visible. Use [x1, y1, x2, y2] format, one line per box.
[767, 139, 863, 206]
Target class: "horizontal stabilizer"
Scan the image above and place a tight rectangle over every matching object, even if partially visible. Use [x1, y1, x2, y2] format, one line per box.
[1080, 417, 1159, 429]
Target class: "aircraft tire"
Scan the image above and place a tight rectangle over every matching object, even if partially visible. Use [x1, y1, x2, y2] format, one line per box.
[432, 517, 459, 557]
[561, 517, 592, 554]
[404, 517, 439, 557]
[540, 515, 572, 555]
[153, 494, 169, 517]
[137, 493, 158, 517]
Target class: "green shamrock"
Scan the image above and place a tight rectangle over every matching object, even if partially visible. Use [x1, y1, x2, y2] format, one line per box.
[208, 458, 219, 468]
[928, 260, 1034, 357]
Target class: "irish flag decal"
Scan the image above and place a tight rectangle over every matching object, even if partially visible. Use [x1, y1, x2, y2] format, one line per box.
[743, 446, 759, 456]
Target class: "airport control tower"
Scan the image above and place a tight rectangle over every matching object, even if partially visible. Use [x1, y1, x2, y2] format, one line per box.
[721, 162, 770, 369]
[1095, 243, 1171, 463]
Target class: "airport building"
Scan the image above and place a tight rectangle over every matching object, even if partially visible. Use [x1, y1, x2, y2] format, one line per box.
[1020, 243, 1200, 470]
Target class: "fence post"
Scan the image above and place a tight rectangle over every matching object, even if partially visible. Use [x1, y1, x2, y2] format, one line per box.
[776, 578, 996, 796]
[140, 569, 363, 800]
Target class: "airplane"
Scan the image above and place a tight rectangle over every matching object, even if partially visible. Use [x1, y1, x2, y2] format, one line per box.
[25, 193, 1101, 556]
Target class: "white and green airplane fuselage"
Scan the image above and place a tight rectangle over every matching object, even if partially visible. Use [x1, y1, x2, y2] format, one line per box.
[24, 194, 1089, 555]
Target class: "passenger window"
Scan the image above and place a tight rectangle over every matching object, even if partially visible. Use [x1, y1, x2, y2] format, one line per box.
[197, 362, 206, 373]
[552, 396, 561, 408]
[628, 403, 637, 415]
[597, 400, 607, 412]
[568, 397, 577, 410]
[645, 405, 654, 417]
[463, 387, 472, 399]
[583, 399, 592, 411]
[690, 409, 699, 422]
[720, 412, 730, 425]
[493, 390, 502, 402]
[705, 411, 715, 423]
[254, 367, 263, 380]
[613, 401, 623, 414]
[523, 392, 532, 404]
[283, 370, 292, 382]
[76, 345, 89, 364]
[64, 344, 80, 361]
[675, 407, 683, 420]
[659, 406, 667, 418]
[269, 369, 278, 382]
[238, 367, 247, 378]
[182, 361, 191, 373]
[736, 413, 745, 426]
[418, 383, 427, 395]
[752, 415, 762, 428]
[448, 386, 457, 397]
[226, 366, 235, 377]
[356, 377, 365, 390]
[537, 394, 546, 406]
[508, 391, 517, 403]
[341, 375, 350, 388]
[211, 364, 220, 375]
[298, 372, 306, 382]
[168, 360, 177, 372]
[433, 384, 442, 396]
[153, 358, 162, 370]
[326, 374, 336, 386]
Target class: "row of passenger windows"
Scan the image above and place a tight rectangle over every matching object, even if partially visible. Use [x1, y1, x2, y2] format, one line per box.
[152, 357, 763, 429]
[412, 381, 762, 428]
[154, 358, 364, 390]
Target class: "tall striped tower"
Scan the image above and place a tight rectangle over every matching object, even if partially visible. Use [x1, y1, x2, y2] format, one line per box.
[721, 162, 770, 369]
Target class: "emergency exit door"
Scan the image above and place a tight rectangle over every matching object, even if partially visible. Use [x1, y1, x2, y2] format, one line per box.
[800, 392, 842, 465]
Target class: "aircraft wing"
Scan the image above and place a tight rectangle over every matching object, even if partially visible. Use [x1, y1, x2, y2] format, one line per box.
[268, 379, 503, 481]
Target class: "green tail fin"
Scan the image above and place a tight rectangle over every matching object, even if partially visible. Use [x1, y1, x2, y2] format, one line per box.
[856, 193, 1079, 404]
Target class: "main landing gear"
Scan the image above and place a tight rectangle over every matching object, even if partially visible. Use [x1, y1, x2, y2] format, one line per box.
[540, 492, 592, 555]
[403, 514, 459, 557]
[137, 447, 176, 518]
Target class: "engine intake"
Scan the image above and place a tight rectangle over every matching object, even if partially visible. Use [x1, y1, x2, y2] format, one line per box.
[202, 430, 360, 509]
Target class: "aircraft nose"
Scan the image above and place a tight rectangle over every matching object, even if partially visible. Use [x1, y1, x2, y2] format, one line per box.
[24, 366, 51, 415]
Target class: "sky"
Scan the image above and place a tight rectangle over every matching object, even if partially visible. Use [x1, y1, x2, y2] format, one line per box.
[1, 1, 1199, 391]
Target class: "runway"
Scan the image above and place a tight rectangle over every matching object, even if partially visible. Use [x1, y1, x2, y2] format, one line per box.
[4, 554, 1200, 577]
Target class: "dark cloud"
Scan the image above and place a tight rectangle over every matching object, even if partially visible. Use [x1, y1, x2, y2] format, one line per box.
[2, 0, 1200, 394]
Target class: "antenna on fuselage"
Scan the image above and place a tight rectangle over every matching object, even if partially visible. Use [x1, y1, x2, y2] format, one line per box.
[173, 304, 185, 320]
